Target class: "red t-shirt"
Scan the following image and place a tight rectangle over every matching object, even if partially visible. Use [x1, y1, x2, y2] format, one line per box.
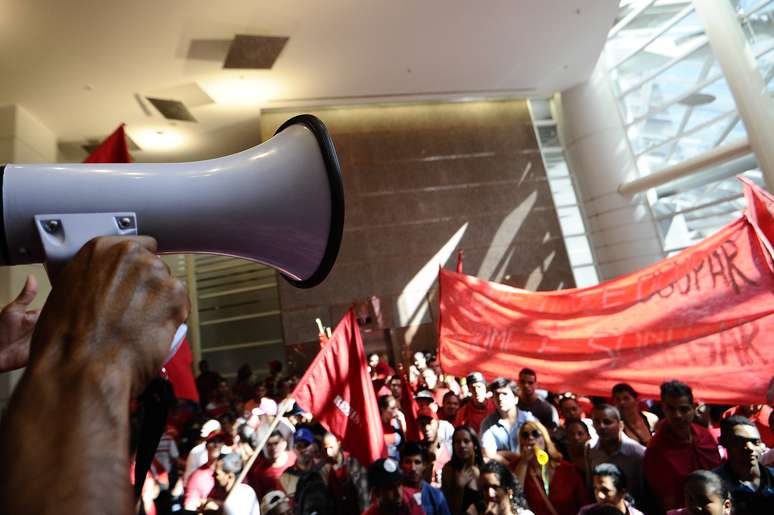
[523, 460, 592, 515]
[643, 423, 722, 511]
[362, 486, 424, 515]
[247, 452, 297, 498]
[454, 399, 492, 433]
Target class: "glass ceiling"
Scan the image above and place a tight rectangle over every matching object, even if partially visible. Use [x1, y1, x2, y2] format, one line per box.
[602, 0, 772, 252]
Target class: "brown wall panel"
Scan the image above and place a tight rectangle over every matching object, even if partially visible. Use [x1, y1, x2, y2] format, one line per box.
[261, 100, 575, 353]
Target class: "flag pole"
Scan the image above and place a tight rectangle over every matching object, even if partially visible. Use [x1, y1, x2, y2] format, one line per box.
[224, 397, 293, 503]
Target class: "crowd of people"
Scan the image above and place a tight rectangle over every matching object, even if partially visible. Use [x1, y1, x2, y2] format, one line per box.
[0, 240, 770, 515]
[141, 351, 774, 515]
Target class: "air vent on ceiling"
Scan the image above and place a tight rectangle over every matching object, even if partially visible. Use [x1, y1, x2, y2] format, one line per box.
[146, 97, 197, 122]
[223, 34, 288, 69]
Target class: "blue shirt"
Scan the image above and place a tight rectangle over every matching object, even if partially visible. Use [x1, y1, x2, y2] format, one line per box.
[480, 408, 536, 453]
[412, 482, 451, 515]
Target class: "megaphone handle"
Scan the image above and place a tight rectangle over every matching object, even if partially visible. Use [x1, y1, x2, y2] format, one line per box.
[33, 211, 186, 364]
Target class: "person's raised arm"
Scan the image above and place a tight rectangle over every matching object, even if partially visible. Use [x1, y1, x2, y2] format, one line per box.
[0, 236, 189, 515]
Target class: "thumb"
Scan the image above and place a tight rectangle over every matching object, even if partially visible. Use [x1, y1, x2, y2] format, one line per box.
[12, 275, 38, 307]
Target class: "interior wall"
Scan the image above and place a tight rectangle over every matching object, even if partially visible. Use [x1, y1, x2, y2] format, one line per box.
[261, 100, 575, 363]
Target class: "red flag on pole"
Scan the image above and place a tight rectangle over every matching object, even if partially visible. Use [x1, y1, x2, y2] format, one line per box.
[400, 373, 421, 441]
[84, 124, 198, 402]
[84, 124, 132, 163]
[292, 309, 387, 465]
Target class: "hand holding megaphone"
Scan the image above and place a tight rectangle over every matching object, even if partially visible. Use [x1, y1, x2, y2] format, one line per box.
[28, 235, 189, 395]
[0, 274, 40, 372]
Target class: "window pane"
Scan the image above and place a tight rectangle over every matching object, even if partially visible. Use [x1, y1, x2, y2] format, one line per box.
[557, 206, 586, 236]
[549, 177, 578, 206]
[572, 265, 599, 288]
[565, 235, 594, 266]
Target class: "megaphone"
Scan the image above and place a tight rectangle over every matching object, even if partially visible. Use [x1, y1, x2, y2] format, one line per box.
[0, 114, 344, 288]
[0, 114, 344, 359]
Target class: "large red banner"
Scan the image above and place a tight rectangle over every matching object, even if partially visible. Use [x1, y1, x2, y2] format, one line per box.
[439, 179, 774, 404]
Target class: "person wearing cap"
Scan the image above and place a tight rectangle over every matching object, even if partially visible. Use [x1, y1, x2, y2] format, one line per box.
[279, 427, 321, 498]
[400, 441, 452, 515]
[261, 489, 292, 515]
[184, 419, 223, 484]
[417, 406, 452, 486]
[183, 431, 228, 511]
[248, 429, 297, 499]
[480, 377, 536, 466]
[455, 372, 493, 434]
[364, 458, 425, 515]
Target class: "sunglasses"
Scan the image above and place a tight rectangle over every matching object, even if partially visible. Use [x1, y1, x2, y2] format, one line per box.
[520, 429, 542, 439]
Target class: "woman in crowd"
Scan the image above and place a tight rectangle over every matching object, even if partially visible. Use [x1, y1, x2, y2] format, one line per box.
[514, 420, 591, 515]
[578, 463, 644, 515]
[563, 419, 591, 481]
[666, 470, 733, 515]
[442, 426, 485, 515]
[470, 460, 534, 515]
[611, 383, 658, 445]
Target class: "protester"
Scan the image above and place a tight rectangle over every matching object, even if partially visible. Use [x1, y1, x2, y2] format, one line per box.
[417, 407, 452, 485]
[278, 427, 320, 498]
[380, 394, 405, 458]
[442, 426, 485, 514]
[320, 431, 370, 514]
[247, 430, 297, 498]
[211, 452, 260, 515]
[587, 404, 646, 507]
[612, 383, 658, 446]
[184, 420, 223, 484]
[514, 420, 591, 515]
[644, 380, 723, 512]
[196, 360, 223, 410]
[481, 377, 536, 464]
[666, 470, 733, 515]
[563, 419, 591, 480]
[183, 431, 227, 510]
[399, 441, 452, 515]
[517, 368, 558, 430]
[722, 404, 774, 447]
[260, 489, 292, 515]
[364, 457, 424, 515]
[471, 461, 534, 515]
[441, 391, 461, 423]
[713, 415, 774, 514]
[455, 372, 493, 433]
[579, 463, 644, 515]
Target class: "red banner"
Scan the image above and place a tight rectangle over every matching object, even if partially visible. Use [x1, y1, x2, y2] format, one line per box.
[292, 309, 387, 465]
[439, 178, 774, 404]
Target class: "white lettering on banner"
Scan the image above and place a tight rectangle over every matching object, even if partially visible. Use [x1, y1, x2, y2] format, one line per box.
[334, 395, 362, 425]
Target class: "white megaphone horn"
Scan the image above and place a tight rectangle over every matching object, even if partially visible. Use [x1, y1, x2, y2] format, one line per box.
[0, 114, 345, 358]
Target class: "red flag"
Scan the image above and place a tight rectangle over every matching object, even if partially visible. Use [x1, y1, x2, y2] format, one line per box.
[400, 373, 421, 441]
[439, 179, 774, 404]
[84, 124, 132, 163]
[292, 309, 387, 465]
[84, 123, 198, 402]
[163, 337, 199, 402]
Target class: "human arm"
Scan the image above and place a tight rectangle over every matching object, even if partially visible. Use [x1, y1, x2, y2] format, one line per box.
[0, 236, 189, 515]
[0, 274, 39, 372]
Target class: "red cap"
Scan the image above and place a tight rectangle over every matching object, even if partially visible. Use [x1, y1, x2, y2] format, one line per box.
[416, 406, 438, 420]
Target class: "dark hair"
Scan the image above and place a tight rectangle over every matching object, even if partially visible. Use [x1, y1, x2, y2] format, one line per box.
[442, 391, 460, 403]
[449, 426, 484, 469]
[660, 380, 693, 404]
[218, 451, 243, 474]
[268, 430, 284, 440]
[519, 368, 537, 379]
[479, 460, 529, 510]
[377, 394, 395, 411]
[583, 506, 625, 515]
[592, 462, 627, 491]
[565, 419, 591, 436]
[399, 441, 430, 463]
[720, 415, 756, 440]
[593, 403, 622, 422]
[488, 377, 518, 395]
[612, 383, 638, 398]
[684, 470, 730, 501]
